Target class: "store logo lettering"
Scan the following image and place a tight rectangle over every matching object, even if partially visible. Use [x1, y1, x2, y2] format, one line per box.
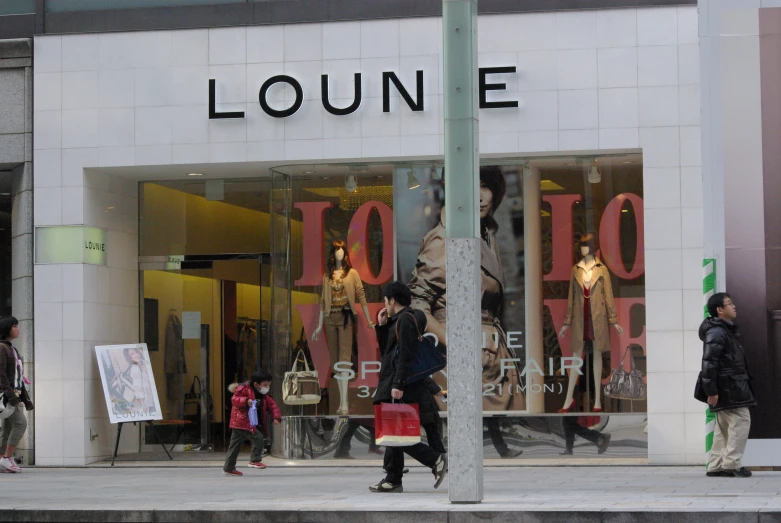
[208, 67, 518, 120]
[85, 241, 106, 252]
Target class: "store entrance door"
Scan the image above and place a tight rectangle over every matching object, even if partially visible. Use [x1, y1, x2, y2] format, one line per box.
[138, 177, 276, 455]
[140, 253, 271, 453]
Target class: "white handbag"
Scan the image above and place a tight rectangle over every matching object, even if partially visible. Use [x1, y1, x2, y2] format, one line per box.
[282, 350, 321, 406]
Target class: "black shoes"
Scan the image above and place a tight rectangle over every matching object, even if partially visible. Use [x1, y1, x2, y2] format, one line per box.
[432, 454, 448, 489]
[560, 449, 573, 455]
[706, 467, 752, 478]
[724, 467, 752, 478]
[369, 480, 403, 493]
[597, 434, 612, 455]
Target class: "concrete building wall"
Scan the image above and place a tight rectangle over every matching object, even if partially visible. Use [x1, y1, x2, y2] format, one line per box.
[0, 38, 34, 464]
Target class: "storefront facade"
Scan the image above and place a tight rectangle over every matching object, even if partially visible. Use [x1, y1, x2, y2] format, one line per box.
[31, 5, 703, 465]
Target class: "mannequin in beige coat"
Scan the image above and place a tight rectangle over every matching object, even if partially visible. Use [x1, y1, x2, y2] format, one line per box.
[558, 234, 622, 413]
[313, 239, 374, 415]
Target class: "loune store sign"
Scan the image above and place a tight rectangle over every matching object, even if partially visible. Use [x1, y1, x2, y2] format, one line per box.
[209, 66, 518, 119]
[34, 226, 108, 266]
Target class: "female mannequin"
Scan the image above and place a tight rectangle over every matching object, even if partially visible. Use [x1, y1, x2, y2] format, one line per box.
[313, 239, 374, 415]
[558, 234, 622, 413]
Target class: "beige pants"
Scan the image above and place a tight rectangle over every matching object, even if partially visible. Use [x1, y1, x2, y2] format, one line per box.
[709, 407, 751, 471]
[324, 310, 354, 363]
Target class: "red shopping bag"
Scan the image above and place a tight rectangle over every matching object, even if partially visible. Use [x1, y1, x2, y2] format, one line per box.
[374, 402, 421, 447]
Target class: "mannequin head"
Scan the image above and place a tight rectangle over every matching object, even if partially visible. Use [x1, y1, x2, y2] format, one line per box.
[578, 233, 596, 259]
[327, 239, 352, 277]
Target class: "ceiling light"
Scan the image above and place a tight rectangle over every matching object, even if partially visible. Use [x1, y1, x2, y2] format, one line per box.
[407, 169, 420, 190]
[588, 165, 601, 184]
[622, 209, 629, 213]
[304, 171, 314, 174]
[106, 206, 114, 210]
[187, 173, 203, 177]
[345, 174, 358, 193]
[621, 161, 633, 165]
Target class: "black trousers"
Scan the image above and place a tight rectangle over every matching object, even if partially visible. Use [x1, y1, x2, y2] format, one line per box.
[423, 420, 446, 454]
[563, 416, 601, 450]
[383, 442, 441, 484]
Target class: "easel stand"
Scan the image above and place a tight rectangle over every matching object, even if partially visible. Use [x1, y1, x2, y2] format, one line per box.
[111, 421, 173, 466]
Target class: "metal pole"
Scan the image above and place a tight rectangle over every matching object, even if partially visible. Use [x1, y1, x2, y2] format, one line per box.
[523, 165, 545, 413]
[443, 0, 483, 504]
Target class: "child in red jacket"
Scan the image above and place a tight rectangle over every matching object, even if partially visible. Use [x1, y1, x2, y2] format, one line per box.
[223, 369, 281, 476]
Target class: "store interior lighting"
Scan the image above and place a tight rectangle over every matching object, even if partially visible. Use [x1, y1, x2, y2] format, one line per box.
[588, 164, 602, 184]
[407, 169, 420, 190]
[345, 174, 358, 193]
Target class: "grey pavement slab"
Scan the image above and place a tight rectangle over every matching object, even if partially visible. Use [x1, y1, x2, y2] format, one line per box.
[0, 465, 780, 522]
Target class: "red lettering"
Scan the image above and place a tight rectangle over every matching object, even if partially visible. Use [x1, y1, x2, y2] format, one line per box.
[347, 201, 394, 285]
[295, 302, 382, 388]
[543, 194, 581, 281]
[294, 202, 333, 287]
[599, 193, 645, 280]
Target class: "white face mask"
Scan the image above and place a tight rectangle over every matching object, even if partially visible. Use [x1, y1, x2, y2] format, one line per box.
[258, 386, 270, 395]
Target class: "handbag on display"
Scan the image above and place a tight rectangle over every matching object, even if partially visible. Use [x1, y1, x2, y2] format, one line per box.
[282, 349, 322, 405]
[393, 313, 447, 384]
[374, 401, 421, 447]
[603, 346, 647, 400]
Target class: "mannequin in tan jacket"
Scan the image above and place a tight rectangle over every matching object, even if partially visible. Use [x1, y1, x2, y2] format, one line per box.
[313, 239, 374, 415]
[558, 234, 622, 413]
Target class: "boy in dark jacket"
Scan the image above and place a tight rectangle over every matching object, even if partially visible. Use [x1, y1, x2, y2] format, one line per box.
[223, 369, 281, 477]
[699, 293, 756, 478]
[370, 281, 447, 493]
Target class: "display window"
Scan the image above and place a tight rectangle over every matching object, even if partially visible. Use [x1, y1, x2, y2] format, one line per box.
[137, 155, 646, 459]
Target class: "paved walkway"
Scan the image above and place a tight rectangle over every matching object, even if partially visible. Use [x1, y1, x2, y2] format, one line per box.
[3, 463, 781, 522]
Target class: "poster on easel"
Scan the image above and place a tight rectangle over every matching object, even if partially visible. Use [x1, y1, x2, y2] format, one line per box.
[95, 344, 163, 424]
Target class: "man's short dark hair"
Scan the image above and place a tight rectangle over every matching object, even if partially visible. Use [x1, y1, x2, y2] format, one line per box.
[0, 316, 18, 341]
[251, 369, 273, 384]
[707, 292, 731, 318]
[382, 281, 411, 307]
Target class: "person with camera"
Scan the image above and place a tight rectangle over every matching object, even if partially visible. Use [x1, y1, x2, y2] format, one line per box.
[0, 316, 33, 473]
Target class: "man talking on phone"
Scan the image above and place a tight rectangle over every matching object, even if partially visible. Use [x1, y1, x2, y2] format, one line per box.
[369, 281, 447, 493]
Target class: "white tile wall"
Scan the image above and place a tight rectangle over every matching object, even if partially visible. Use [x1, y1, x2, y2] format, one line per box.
[597, 9, 637, 48]
[597, 48, 638, 88]
[33, 4, 701, 465]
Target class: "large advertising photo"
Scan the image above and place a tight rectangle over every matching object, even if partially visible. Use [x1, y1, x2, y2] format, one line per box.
[283, 157, 649, 460]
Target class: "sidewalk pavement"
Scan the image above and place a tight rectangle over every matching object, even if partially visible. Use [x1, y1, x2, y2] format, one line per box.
[4, 462, 781, 522]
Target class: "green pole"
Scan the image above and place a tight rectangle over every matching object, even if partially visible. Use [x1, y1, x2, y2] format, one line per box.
[703, 258, 716, 469]
[443, 0, 479, 239]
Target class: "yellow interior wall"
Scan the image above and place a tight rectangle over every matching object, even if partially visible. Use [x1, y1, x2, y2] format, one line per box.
[140, 184, 304, 262]
[143, 270, 223, 423]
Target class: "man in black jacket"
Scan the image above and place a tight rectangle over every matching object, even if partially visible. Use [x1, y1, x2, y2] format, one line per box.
[370, 281, 447, 493]
[699, 292, 756, 478]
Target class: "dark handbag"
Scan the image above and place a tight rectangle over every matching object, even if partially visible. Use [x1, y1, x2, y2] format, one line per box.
[393, 313, 447, 384]
[694, 371, 708, 403]
[603, 346, 647, 400]
[292, 328, 314, 369]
